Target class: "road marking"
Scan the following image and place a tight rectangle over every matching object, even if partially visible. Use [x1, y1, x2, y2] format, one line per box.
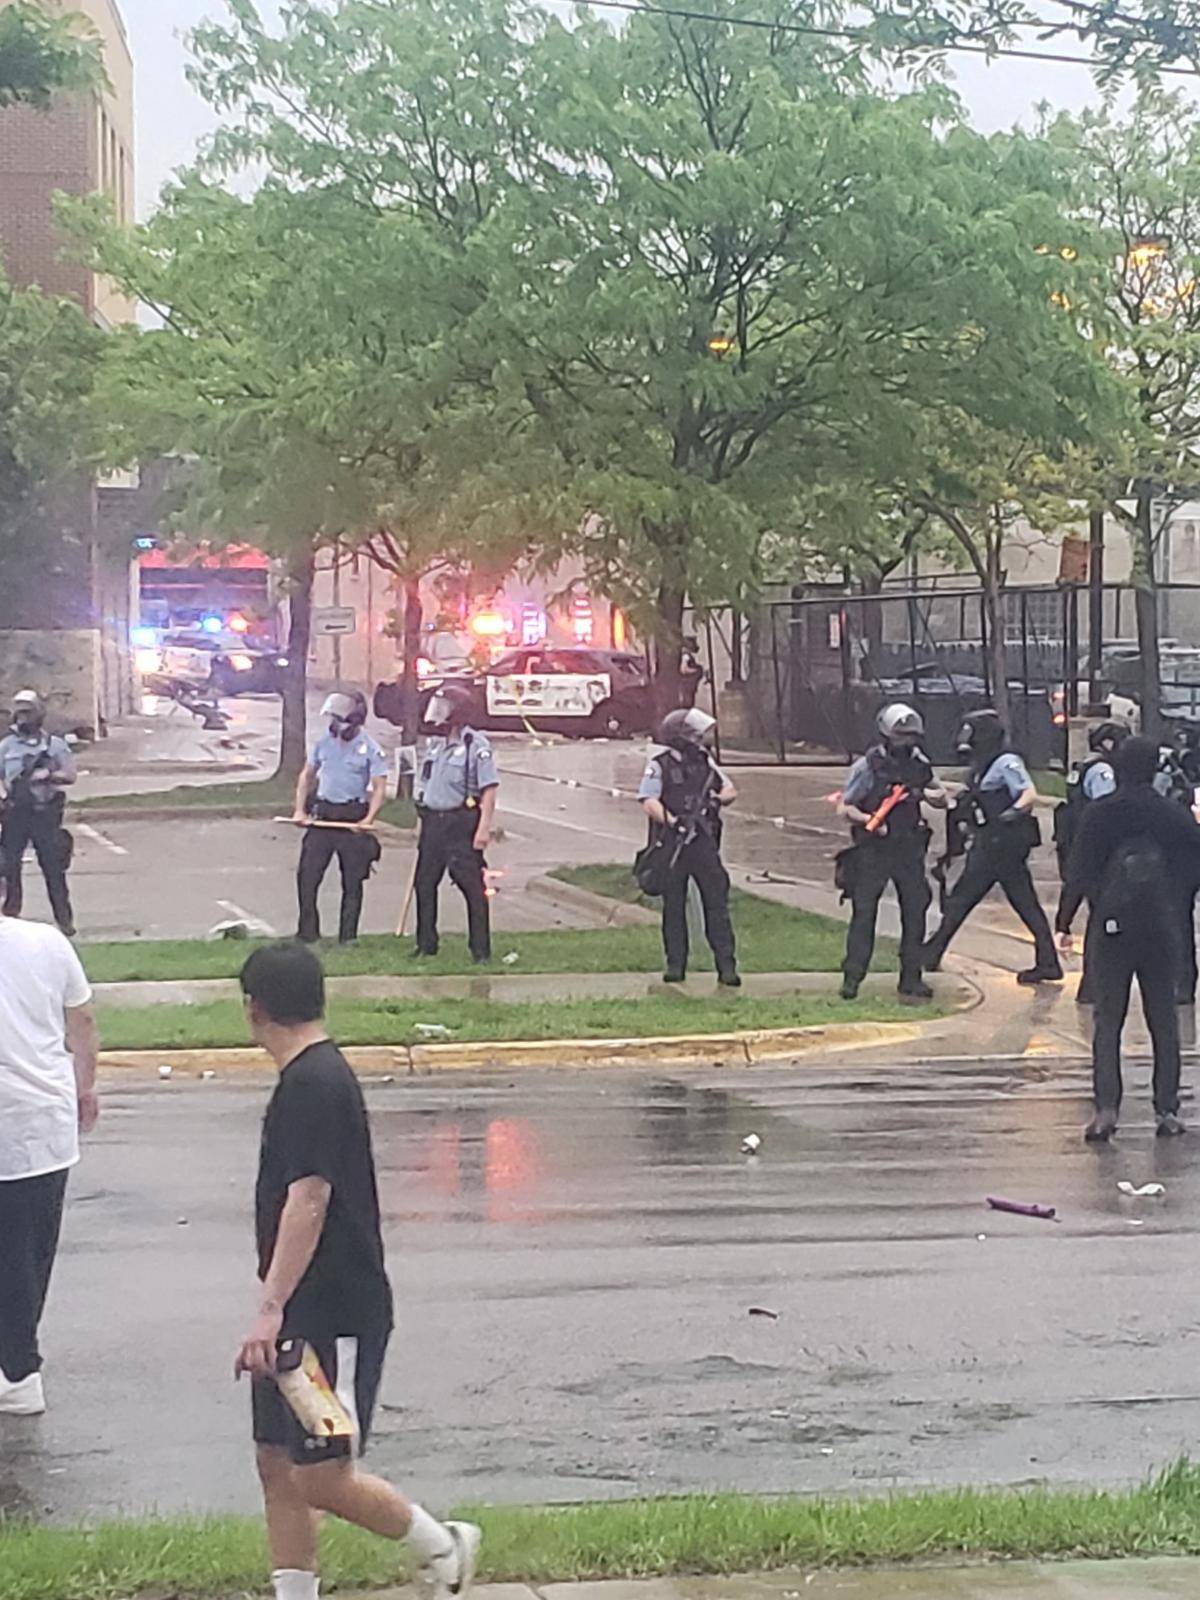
[217, 899, 277, 937]
[76, 822, 128, 857]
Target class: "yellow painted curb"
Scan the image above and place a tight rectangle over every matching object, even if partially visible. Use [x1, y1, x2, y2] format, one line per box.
[98, 1020, 927, 1080]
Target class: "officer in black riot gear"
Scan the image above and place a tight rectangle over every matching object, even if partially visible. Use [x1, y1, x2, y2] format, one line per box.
[1157, 720, 1200, 1003]
[1053, 718, 1129, 1005]
[837, 703, 947, 1002]
[637, 707, 739, 986]
[923, 709, 1062, 984]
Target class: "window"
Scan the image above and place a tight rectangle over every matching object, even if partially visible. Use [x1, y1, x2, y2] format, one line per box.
[1005, 590, 1064, 641]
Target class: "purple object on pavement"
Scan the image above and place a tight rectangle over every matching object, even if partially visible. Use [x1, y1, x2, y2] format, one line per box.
[987, 1196, 1057, 1220]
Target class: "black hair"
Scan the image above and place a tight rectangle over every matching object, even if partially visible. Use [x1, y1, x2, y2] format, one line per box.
[240, 942, 326, 1025]
[1116, 734, 1159, 787]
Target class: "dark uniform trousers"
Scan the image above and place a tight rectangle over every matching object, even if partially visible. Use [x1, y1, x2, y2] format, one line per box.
[297, 800, 371, 944]
[0, 1168, 68, 1384]
[925, 841, 1058, 971]
[2, 798, 72, 932]
[1178, 887, 1198, 1004]
[1091, 923, 1181, 1117]
[843, 834, 930, 989]
[661, 830, 736, 979]
[415, 806, 491, 960]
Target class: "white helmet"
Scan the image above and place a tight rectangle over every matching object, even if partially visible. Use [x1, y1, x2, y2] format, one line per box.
[320, 692, 360, 721]
[877, 702, 924, 741]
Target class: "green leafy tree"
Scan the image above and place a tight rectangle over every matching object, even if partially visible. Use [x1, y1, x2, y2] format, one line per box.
[0, 266, 101, 558]
[0, 1, 103, 108]
[1045, 92, 1200, 733]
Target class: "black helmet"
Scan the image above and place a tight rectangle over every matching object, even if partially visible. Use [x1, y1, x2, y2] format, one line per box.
[1088, 719, 1130, 755]
[1173, 720, 1200, 752]
[957, 708, 1005, 761]
[658, 707, 717, 749]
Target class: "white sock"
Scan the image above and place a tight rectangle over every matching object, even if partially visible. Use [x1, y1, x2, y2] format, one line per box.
[405, 1504, 454, 1564]
[272, 1570, 319, 1600]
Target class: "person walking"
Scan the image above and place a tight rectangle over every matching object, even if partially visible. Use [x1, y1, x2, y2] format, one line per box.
[237, 942, 480, 1600]
[837, 704, 947, 1003]
[413, 684, 498, 963]
[0, 689, 78, 936]
[294, 692, 387, 945]
[922, 709, 1062, 984]
[1057, 735, 1200, 1142]
[0, 858, 99, 1416]
[1154, 722, 1200, 1004]
[638, 707, 740, 986]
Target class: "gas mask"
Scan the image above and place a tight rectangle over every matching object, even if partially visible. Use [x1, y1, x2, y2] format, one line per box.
[330, 716, 358, 742]
[424, 693, 453, 730]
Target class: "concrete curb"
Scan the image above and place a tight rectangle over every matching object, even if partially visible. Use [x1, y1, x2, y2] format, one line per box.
[526, 873, 659, 927]
[97, 1019, 932, 1080]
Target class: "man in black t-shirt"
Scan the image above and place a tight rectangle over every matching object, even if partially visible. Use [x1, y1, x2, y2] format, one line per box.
[236, 943, 480, 1600]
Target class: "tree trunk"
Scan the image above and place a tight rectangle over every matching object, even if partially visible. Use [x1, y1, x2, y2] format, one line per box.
[654, 578, 686, 722]
[398, 572, 423, 796]
[982, 566, 1010, 733]
[276, 548, 315, 783]
[1132, 480, 1162, 740]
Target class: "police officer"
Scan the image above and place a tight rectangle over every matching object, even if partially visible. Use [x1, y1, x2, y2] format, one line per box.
[1053, 719, 1129, 1004]
[414, 682, 498, 963]
[0, 689, 77, 935]
[638, 707, 739, 986]
[293, 691, 387, 944]
[922, 709, 1062, 984]
[1156, 721, 1200, 1002]
[838, 704, 947, 1003]
[1057, 735, 1200, 1141]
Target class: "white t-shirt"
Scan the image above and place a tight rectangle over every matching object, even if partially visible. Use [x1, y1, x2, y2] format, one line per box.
[0, 919, 92, 1182]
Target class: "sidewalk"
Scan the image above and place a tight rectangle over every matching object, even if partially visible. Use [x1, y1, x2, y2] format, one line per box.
[332, 1562, 1200, 1600]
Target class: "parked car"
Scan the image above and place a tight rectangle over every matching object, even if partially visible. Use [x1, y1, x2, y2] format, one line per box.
[375, 646, 655, 737]
[144, 630, 289, 697]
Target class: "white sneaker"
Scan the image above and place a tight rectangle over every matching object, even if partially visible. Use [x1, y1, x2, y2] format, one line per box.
[424, 1521, 480, 1600]
[0, 1372, 45, 1416]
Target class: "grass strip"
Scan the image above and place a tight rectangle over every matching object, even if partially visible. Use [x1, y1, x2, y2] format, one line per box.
[6, 1465, 1200, 1599]
[78, 777, 415, 828]
[80, 882, 872, 985]
[96, 990, 927, 1052]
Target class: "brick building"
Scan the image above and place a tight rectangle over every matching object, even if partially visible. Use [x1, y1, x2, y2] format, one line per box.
[0, 0, 136, 733]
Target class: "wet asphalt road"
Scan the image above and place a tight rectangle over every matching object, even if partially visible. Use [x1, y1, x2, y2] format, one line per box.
[7, 1057, 1200, 1524]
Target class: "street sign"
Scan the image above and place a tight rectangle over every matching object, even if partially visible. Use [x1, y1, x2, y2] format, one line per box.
[312, 606, 356, 636]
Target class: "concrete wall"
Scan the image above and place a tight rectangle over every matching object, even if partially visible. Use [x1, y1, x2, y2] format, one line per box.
[0, 626, 100, 733]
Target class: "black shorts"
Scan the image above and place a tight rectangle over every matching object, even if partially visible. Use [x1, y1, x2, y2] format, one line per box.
[252, 1329, 390, 1467]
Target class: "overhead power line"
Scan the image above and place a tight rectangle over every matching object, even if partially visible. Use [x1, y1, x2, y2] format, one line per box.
[575, 0, 1199, 77]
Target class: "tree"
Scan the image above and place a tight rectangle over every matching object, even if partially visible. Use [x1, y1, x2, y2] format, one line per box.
[182, 0, 1115, 712]
[75, 169, 537, 775]
[1046, 93, 1200, 735]
[0, 2, 103, 108]
[0, 265, 101, 556]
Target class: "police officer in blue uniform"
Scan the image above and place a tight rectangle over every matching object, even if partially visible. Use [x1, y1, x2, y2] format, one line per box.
[0, 689, 77, 935]
[293, 691, 387, 944]
[414, 683, 499, 963]
[838, 704, 947, 1002]
[1052, 719, 1128, 1004]
[923, 709, 1062, 983]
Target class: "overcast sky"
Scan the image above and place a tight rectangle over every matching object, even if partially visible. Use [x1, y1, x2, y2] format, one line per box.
[121, 0, 1107, 220]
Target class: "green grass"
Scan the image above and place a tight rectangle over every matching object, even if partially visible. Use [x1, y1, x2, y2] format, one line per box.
[80, 875, 873, 985]
[8, 1464, 1200, 1598]
[78, 776, 416, 828]
[96, 990, 926, 1052]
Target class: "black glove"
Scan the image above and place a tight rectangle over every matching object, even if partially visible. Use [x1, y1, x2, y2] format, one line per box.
[999, 806, 1024, 825]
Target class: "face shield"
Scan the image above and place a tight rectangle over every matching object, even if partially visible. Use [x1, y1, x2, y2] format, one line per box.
[424, 693, 454, 729]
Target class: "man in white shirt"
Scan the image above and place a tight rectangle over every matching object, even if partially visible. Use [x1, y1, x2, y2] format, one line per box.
[0, 874, 98, 1416]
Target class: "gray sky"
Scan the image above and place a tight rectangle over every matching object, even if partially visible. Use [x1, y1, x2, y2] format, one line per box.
[123, 0, 1105, 220]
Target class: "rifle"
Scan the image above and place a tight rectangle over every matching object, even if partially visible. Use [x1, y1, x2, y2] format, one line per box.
[3, 747, 52, 816]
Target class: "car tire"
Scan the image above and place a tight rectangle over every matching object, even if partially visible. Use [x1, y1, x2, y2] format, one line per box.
[591, 700, 634, 739]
